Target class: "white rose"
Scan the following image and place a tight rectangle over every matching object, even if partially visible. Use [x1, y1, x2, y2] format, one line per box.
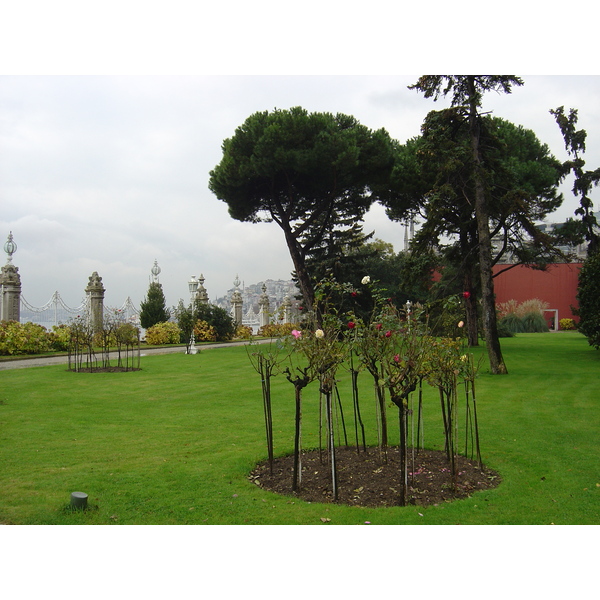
[315, 329, 324, 339]
[361, 276, 371, 285]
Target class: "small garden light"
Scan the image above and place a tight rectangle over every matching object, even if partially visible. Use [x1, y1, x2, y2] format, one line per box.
[70, 491, 88, 510]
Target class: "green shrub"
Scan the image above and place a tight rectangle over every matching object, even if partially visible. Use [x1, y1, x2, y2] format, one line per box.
[496, 320, 516, 338]
[498, 313, 525, 333]
[145, 321, 181, 345]
[522, 311, 549, 333]
[498, 298, 550, 333]
[576, 252, 600, 349]
[0, 321, 52, 355]
[559, 318, 576, 331]
[48, 324, 71, 351]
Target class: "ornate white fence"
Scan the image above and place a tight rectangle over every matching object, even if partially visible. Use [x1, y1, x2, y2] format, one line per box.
[20, 292, 88, 329]
[20, 293, 139, 329]
[241, 305, 260, 331]
[113, 297, 141, 325]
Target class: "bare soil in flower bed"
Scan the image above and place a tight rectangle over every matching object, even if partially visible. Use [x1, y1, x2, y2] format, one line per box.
[250, 446, 501, 507]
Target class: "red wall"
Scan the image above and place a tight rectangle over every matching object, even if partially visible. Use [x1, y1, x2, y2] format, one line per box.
[492, 263, 582, 324]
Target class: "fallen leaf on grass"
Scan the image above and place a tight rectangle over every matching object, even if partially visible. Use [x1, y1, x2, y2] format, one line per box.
[320, 517, 331, 523]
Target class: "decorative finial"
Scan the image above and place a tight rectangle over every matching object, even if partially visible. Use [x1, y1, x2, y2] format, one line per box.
[234, 274, 240, 289]
[4, 232, 16, 263]
[151, 259, 161, 282]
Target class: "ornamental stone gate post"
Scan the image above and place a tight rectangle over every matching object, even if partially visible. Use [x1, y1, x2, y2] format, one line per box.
[258, 283, 270, 328]
[281, 294, 292, 324]
[85, 271, 105, 332]
[196, 274, 209, 304]
[0, 232, 21, 322]
[230, 275, 243, 327]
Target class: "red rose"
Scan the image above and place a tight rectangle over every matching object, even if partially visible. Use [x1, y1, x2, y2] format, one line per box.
[351, 292, 357, 297]
[348, 321, 356, 329]
[375, 323, 382, 330]
[385, 330, 392, 338]
[462, 291, 471, 299]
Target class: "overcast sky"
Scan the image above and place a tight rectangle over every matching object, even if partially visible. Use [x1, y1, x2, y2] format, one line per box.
[2, 74, 600, 310]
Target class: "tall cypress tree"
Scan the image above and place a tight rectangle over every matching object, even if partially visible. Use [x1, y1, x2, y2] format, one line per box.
[140, 282, 170, 329]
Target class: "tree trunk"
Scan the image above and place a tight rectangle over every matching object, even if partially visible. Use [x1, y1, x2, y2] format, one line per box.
[460, 212, 479, 347]
[292, 385, 302, 492]
[467, 77, 508, 375]
[281, 225, 315, 311]
[463, 267, 479, 347]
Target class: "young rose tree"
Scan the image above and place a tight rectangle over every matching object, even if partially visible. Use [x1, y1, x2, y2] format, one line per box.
[377, 305, 428, 506]
[246, 339, 290, 475]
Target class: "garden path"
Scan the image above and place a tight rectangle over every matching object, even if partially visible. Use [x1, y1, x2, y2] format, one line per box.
[0, 340, 269, 371]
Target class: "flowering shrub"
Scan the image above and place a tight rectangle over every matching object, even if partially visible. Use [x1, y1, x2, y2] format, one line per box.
[194, 319, 217, 342]
[235, 324, 253, 339]
[559, 318, 576, 330]
[145, 321, 181, 345]
[48, 324, 72, 351]
[257, 323, 299, 338]
[0, 320, 52, 355]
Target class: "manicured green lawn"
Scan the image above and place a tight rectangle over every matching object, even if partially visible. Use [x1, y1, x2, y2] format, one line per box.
[0, 331, 598, 525]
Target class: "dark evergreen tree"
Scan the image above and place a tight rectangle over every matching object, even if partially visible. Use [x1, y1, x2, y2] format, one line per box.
[139, 282, 170, 329]
[576, 251, 600, 349]
[551, 106, 600, 257]
[388, 109, 566, 346]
